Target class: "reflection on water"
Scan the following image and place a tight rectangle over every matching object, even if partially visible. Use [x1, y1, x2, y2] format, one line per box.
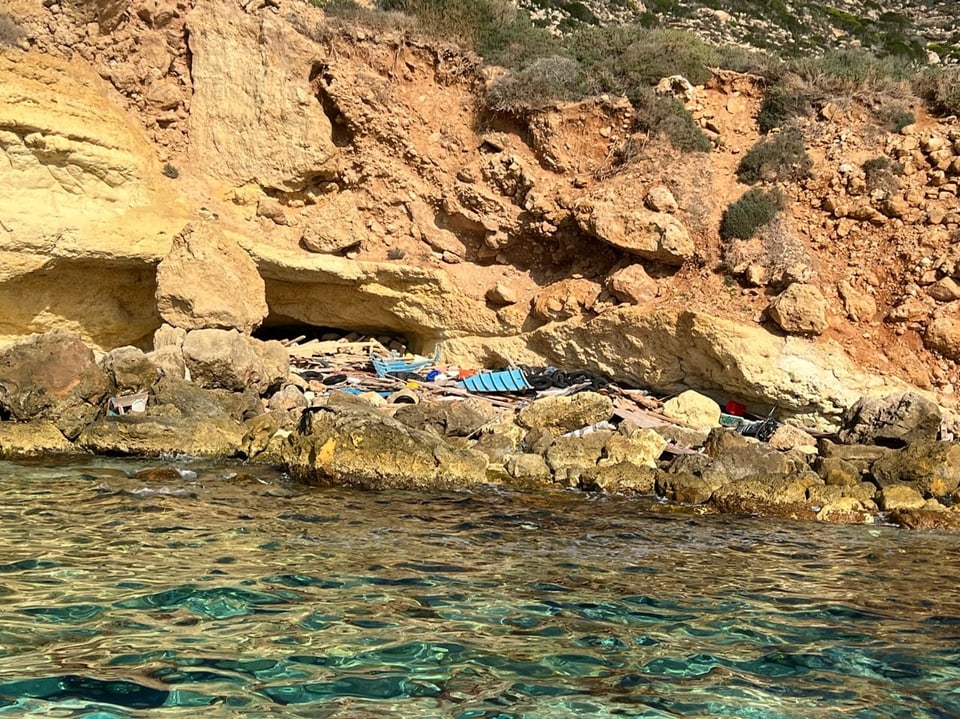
[0, 457, 958, 718]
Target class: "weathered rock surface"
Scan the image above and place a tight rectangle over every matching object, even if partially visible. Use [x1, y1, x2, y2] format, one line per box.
[282, 404, 488, 490]
[0, 330, 110, 437]
[0, 420, 74, 458]
[574, 195, 694, 265]
[181, 329, 288, 394]
[101, 346, 158, 394]
[522, 307, 914, 430]
[300, 191, 366, 255]
[186, 0, 339, 191]
[878, 484, 926, 511]
[77, 415, 246, 457]
[709, 475, 818, 518]
[606, 264, 659, 305]
[839, 392, 942, 446]
[767, 283, 829, 335]
[581, 462, 658, 493]
[924, 302, 960, 361]
[517, 392, 613, 435]
[870, 441, 960, 496]
[393, 400, 494, 438]
[156, 223, 268, 333]
[661, 390, 720, 428]
[601, 429, 667, 468]
[656, 472, 721, 504]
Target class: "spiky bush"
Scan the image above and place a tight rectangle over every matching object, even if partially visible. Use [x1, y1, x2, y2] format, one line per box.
[720, 188, 783, 241]
[485, 56, 593, 114]
[632, 89, 711, 153]
[737, 127, 812, 185]
[862, 156, 903, 193]
[757, 85, 810, 133]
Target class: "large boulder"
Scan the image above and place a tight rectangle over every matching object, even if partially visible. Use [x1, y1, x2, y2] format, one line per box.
[300, 191, 366, 255]
[767, 283, 829, 335]
[0, 420, 74, 459]
[545, 431, 613, 484]
[393, 400, 495, 438]
[838, 392, 942, 447]
[0, 330, 110, 437]
[150, 377, 262, 422]
[574, 192, 694, 266]
[517, 392, 613, 435]
[101, 346, 159, 394]
[656, 472, 722, 504]
[181, 329, 288, 394]
[282, 404, 488, 490]
[701, 429, 804, 484]
[155, 223, 268, 334]
[924, 301, 960, 360]
[870, 441, 960, 497]
[661, 390, 721, 428]
[601, 429, 667, 468]
[606, 264, 659, 305]
[580, 463, 658, 494]
[77, 415, 246, 458]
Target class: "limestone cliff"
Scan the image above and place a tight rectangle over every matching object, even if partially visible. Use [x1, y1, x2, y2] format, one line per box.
[2, 0, 959, 429]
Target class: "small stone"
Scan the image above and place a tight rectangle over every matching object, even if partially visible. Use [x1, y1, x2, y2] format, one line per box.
[644, 185, 678, 213]
[486, 283, 517, 306]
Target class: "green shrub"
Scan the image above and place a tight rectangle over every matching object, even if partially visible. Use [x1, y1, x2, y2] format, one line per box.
[884, 107, 916, 132]
[757, 85, 810, 133]
[720, 189, 783, 240]
[485, 56, 593, 114]
[736, 127, 811, 185]
[162, 163, 180, 179]
[377, 0, 555, 68]
[862, 156, 903, 193]
[790, 48, 913, 100]
[633, 89, 711, 153]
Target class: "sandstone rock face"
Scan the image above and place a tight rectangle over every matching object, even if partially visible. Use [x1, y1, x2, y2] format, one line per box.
[601, 429, 667, 468]
[282, 405, 488, 490]
[156, 223, 268, 333]
[0, 330, 110, 432]
[101, 346, 158, 393]
[0, 420, 74, 459]
[151, 377, 262, 422]
[870, 441, 960, 497]
[661, 390, 721, 428]
[77, 415, 246, 457]
[181, 329, 288, 394]
[878, 484, 926, 511]
[517, 392, 613, 435]
[767, 283, 829, 335]
[393, 400, 493, 438]
[839, 392, 942, 446]
[0, 51, 169, 349]
[924, 302, 960, 360]
[300, 191, 365, 254]
[581, 463, 658, 493]
[574, 189, 694, 265]
[768, 424, 817, 452]
[186, 0, 339, 191]
[525, 307, 910, 430]
[606, 264, 659, 305]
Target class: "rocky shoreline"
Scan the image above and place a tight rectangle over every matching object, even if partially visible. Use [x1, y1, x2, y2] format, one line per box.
[1, 327, 958, 532]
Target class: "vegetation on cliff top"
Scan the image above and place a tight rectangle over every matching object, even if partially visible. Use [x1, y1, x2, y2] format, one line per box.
[318, 0, 960, 126]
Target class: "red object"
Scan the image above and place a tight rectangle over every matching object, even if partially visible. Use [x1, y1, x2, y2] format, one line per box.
[725, 400, 746, 416]
[458, 369, 477, 380]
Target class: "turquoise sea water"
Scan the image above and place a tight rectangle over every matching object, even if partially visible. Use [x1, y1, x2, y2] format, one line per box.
[0, 457, 958, 718]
